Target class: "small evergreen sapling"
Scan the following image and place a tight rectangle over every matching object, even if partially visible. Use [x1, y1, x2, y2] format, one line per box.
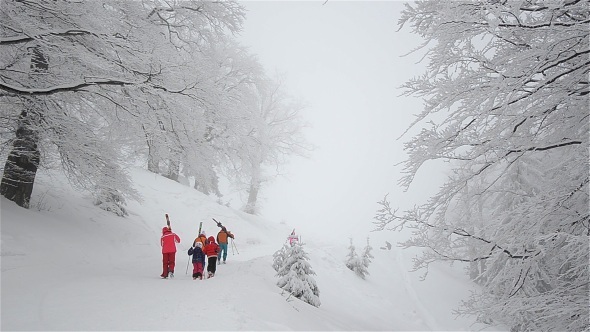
[345, 238, 369, 279]
[362, 237, 374, 269]
[345, 238, 358, 270]
[276, 242, 321, 307]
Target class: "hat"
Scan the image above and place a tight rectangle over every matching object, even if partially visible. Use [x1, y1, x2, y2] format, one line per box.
[195, 242, 203, 248]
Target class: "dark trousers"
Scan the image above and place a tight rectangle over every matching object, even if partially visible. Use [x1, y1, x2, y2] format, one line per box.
[207, 256, 217, 274]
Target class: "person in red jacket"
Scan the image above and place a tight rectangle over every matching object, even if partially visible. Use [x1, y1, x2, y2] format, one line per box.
[160, 226, 180, 279]
[203, 236, 220, 278]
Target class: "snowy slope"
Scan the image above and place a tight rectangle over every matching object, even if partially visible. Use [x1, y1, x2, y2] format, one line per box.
[1, 167, 502, 331]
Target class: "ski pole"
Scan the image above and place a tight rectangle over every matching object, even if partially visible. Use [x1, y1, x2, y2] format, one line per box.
[231, 238, 239, 254]
[185, 256, 190, 275]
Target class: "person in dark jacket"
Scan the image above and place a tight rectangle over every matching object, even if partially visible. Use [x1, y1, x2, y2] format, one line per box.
[203, 236, 220, 278]
[188, 242, 206, 280]
[160, 226, 180, 278]
[193, 231, 208, 271]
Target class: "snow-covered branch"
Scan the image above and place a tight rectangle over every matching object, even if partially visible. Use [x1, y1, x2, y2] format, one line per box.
[380, 1, 589, 330]
[0, 79, 142, 95]
[0, 29, 98, 45]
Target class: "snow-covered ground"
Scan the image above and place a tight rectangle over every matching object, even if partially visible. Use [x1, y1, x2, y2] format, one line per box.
[1, 167, 504, 331]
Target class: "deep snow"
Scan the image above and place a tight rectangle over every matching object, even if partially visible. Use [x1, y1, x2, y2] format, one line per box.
[1, 167, 503, 331]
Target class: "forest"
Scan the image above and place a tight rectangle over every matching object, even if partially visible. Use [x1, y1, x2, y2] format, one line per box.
[1, 1, 588, 331]
[0, 0, 308, 216]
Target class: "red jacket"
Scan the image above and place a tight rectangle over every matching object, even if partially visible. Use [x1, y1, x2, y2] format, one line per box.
[161, 227, 180, 253]
[203, 236, 220, 257]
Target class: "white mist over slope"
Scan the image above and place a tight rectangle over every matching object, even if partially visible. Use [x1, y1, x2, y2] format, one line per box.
[1, 167, 503, 331]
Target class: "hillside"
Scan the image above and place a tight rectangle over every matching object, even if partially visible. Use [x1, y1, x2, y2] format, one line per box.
[1, 167, 500, 331]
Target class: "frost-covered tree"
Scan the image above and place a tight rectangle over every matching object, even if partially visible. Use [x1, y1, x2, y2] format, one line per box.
[272, 243, 290, 272]
[361, 237, 374, 269]
[276, 242, 320, 307]
[374, 1, 588, 331]
[93, 15, 252, 194]
[189, 40, 266, 197]
[345, 238, 358, 270]
[237, 75, 311, 215]
[0, 0, 244, 211]
[345, 238, 369, 279]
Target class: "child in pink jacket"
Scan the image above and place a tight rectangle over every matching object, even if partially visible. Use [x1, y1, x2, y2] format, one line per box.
[160, 226, 180, 278]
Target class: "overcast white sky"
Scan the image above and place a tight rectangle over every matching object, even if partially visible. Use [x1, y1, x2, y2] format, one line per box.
[236, 1, 445, 239]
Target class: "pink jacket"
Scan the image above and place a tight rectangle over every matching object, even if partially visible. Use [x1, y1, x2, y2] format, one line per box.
[161, 227, 180, 253]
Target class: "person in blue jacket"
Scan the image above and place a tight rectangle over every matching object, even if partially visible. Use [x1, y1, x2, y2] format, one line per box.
[188, 241, 206, 280]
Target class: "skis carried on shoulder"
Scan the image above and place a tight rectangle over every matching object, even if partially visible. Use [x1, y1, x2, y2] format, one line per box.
[165, 214, 171, 229]
[192, 221, 203, 247]
[213, 217, 223, 228]
[188, 220, 203, 275]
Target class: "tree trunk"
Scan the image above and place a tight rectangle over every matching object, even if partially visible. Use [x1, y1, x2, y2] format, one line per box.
[166, 158, 179, 182]
[465, 184, 479, 281]
[1, 46, 46, 208]
[146, 136, 160, 173]
[147, 149, 160, 173]
[244, 179, 260, 214]
[142, 124, 161, 174]
[0, 110, 41, 208]
[476, 184, 487, 283]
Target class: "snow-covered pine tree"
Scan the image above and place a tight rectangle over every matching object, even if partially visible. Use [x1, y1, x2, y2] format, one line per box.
[362, 237, 374, 269]
[345, 238, 369, 279]
[272, 243, 290, 272]
[345, 238, 358, 270]
[276, 242, 320, 307]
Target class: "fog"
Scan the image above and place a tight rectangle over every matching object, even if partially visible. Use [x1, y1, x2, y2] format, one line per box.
[234, 1, 447, 240]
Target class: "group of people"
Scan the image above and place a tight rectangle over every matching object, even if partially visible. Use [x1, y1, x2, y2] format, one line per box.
[160, 224, 234, 280]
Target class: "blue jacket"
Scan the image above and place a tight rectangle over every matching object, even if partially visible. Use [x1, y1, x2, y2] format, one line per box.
[187, 246, 206, 265]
